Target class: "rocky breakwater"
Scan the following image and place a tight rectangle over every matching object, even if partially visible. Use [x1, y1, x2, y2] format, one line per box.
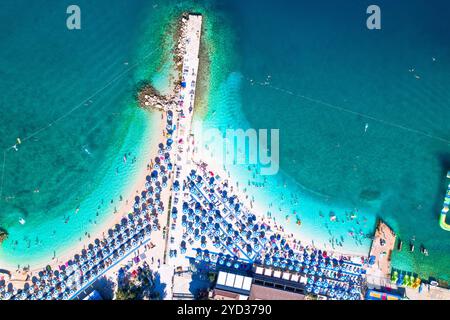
[137, 12, 194, 112]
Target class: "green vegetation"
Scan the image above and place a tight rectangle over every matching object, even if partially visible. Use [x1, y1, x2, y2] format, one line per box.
[207, 272, 216, 283]
[115, 263, 161, 300]
[115, 286, 138, 300]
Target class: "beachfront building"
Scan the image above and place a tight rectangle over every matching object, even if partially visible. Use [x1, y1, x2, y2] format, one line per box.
[252, 266, 309, 299]
[211, 271, 252, 300]
[249, 285, 306, 301]
[210, 270, 306, 300]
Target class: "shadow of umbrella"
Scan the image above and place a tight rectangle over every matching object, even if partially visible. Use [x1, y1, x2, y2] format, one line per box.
[150, 272, 167, 300]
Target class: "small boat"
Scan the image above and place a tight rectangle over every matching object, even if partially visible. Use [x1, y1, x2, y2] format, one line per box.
[19, 218, 26, 225]
[397, 239, 403, 251]
[409, 242, 415, 252]
[364, 123, 369, 133]
[420, 245, 428, 256]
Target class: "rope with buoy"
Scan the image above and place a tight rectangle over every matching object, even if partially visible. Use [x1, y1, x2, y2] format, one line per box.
[245, 76, 450, 146]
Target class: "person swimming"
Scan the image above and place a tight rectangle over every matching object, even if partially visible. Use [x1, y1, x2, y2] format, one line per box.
[329, 211, 336, 221]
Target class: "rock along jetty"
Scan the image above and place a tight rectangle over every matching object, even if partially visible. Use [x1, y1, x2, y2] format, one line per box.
[137, 12, 197, 112]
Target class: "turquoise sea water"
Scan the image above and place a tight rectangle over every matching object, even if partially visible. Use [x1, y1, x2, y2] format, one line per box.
[0, 0, 449, 281]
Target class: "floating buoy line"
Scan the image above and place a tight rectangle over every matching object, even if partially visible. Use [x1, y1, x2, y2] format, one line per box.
[245, 76, 450, 146]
